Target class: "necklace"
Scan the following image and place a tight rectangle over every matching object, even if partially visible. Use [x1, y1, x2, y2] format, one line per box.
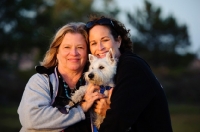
[56, 67, 85, 100]
[63, 81, 71, 99]
[63, 78, 84, 99]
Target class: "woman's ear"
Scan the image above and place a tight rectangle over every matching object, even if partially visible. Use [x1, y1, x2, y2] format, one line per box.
[117, 36, 122, 48]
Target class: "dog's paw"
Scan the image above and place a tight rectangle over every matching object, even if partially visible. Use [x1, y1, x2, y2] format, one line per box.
[71, 86, 87, 103]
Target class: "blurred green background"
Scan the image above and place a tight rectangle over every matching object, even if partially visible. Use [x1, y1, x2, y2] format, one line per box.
[0, 0, 199, 131]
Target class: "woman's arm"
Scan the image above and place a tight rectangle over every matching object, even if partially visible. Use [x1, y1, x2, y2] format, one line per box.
[18, 74, 85, 131]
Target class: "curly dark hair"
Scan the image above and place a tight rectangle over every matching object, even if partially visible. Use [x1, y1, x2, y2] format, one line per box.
[86, 15, 133, 53]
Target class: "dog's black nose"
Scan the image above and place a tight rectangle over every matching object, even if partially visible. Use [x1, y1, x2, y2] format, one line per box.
[88, 73, 94, 79]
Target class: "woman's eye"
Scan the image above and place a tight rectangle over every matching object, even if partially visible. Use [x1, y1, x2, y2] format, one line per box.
[102, 39, 109, 42]
[78, 47, 83, 49]
[90, 42, 96, 46]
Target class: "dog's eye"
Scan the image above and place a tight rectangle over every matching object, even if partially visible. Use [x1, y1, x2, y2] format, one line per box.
[99, 66, 104, 69]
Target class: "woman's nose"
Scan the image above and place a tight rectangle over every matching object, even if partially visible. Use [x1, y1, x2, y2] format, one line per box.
[98, 42, 104, 50]
[70, 48, 78, 55]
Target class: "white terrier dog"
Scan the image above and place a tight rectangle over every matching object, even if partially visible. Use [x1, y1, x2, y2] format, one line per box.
[70, 48, 118, 129]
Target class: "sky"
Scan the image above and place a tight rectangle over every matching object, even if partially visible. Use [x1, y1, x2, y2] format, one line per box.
[94, 0, 200, 56]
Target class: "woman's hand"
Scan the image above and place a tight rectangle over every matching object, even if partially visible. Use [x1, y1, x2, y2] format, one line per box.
[80, 84, 105, 112]
[94, 88, 113, 116]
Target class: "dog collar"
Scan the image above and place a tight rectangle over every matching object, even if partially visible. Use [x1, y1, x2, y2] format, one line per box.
[100, 85, 112, 94]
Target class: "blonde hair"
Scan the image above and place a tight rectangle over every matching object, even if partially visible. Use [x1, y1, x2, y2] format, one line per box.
[41, 22, 88, 68]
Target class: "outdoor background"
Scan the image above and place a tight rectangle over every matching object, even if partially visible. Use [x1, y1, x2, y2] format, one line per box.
[0, 0, 199, 131]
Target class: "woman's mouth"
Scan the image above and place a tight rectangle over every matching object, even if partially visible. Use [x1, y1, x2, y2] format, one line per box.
[97, 52, 108, 58]
[68, 58, 80, 62]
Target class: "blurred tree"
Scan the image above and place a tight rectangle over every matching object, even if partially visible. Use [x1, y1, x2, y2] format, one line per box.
[126, 0, 199, 104]
[52, 0, 94, 23]
[0, 0, 52, 70]
[127, 0, 195, 67]
[91, 0, 120, 18]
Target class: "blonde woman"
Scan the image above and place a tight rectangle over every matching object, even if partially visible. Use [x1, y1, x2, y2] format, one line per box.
[18, 22, 104, 132]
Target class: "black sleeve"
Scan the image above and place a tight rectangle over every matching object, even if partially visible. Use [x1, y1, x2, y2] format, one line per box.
[63, 112, 92, 132]
[99, 55, 157, 132]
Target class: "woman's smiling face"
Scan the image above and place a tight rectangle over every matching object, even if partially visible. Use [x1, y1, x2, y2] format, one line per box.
[56, 32, 87, 72]
[88, 25, 121, 58]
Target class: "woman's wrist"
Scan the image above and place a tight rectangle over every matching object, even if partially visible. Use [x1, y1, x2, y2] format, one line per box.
[80, 100, 88, 112]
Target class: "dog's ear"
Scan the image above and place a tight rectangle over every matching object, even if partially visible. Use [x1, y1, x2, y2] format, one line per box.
[88, 54, 97, 63]
[106, 49, 115, 63]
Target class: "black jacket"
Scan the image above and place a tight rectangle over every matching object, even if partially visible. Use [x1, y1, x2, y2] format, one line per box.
[99, 51, 173, 132]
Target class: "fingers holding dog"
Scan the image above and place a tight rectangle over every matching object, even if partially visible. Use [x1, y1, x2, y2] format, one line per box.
[94, 88, 113, 116]
[86, 83, 100, 93]
[80, 84, 104, 112]
[94, 98, 110, 116]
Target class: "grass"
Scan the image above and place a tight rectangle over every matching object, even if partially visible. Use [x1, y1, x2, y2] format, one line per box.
[169, 104, 200, 132]
[0, 103, 200, 132]
[0, 104, 21, 131]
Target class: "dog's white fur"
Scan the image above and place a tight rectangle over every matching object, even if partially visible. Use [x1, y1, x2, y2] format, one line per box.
[70, 48, 118, 129]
